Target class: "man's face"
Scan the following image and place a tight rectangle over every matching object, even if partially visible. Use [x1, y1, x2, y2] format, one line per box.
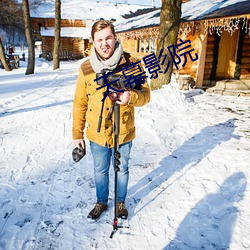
[93, 27, 117, 60]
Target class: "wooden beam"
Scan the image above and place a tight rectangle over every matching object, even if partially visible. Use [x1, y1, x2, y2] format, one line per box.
[195, 32, 207, 87]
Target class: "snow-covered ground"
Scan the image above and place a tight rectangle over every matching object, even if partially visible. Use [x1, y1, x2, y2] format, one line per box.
[0, 50, 249, 250]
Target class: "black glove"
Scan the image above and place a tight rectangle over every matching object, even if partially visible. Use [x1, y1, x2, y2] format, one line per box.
[72, 146, 86, 162]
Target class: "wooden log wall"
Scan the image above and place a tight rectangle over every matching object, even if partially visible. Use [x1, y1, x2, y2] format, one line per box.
[203, 34, 215, 81]
[240, 35, 250, 79]
[61, 38, 74, 52]
[34, 15, 250, 80]
[72, 38, 88, 56]
[32, 18, 86, 29]
[41, 36, 87, 59]
[120, 39, 137, 56]
[33, 17, 88, 59]
[174, 34, 199, 80]
[41, 37, 53, 58]
[203, 29, 250, 81]
[119, 30, 199, 80]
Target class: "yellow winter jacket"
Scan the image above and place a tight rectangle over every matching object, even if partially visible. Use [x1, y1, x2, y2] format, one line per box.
[72, 52, 150, 148]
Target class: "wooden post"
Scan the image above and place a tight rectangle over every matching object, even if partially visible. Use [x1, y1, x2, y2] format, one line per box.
[195, 32, 207, 87]
[143, 38, 147, 54]
[139, 39, 142, 54]
[148, 38, 152, 53]
[155, 38, 158, 53]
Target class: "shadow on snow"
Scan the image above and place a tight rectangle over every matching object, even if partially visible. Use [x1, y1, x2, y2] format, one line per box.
[128, 118, 239, 213]
[164, 172, 247, 249]
[0, 100, 73, 117]
[127, 118, 243, 248]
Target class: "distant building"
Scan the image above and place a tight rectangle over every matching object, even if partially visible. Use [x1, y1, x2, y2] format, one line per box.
[30, 0, 151, 60]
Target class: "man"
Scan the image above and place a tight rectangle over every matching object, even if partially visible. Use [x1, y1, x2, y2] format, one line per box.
[8, 46, 15, 54]
[72, 20, 150, 220]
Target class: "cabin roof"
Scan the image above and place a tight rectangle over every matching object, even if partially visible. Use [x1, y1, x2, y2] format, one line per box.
[114, 0, 250, 33]
[40, 27, 91, 39]
[182, 0, 250, 21]
[30, 0, 151, 20]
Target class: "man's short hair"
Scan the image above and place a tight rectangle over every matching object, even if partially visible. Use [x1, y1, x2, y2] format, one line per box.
[91, 20, 116, 40]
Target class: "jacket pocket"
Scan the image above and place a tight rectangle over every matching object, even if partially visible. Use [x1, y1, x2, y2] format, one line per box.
[120, 106, 135, 133]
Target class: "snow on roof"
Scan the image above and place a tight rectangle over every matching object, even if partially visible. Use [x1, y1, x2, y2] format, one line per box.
[114, 0, 250, 33]
[40, 27, 91, 39]
[114, 8, 160, 33]
[30, 0, 151, 20]
[182, 0, 250, 21]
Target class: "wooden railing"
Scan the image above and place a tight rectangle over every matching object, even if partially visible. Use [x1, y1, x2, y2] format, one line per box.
[46, 51, 83, 61]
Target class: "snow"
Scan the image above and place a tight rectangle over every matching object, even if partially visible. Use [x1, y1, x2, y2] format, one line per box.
[182, 0, 249, 21]
[30, 0, 152, 20]
[40, 27, 92, 39]
[114, 0, 249, 32]
[94, 0, 161, 7]
[0, 49, 250, 250]
[114, 9, 160, 33]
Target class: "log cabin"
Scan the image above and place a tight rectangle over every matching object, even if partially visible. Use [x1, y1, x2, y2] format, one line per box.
[30, 1, 152, 61]
[114, 0, 250, 94]
[31, 18, 92, 60]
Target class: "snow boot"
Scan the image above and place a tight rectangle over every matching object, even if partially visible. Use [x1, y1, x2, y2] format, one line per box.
[87, 202, 108, 220]
[117, 202, 128, 219]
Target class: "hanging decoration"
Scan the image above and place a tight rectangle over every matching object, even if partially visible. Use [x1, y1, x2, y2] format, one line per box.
[179, 15, 250, 37]
[242, 16, 250, 36]
[117, 26, 159, 40]
[117, 15, 250, 40]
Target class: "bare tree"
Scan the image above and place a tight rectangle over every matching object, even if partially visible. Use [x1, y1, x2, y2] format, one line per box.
[29, 0, 47, 8]
[150, 0, 182, 90]
[22, 0, 35, 75]
[0, 37, 11, 71]
[0, 0, 24, 37]
[53, 0, 61, 70]
[0, 0, 23, 71]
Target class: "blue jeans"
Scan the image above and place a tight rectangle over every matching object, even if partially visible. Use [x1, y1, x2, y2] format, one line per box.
[90, 141, 132, 205]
